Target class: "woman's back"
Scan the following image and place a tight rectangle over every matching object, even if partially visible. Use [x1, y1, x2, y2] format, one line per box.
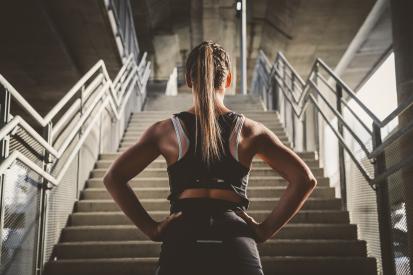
[166, 110, 252, 212]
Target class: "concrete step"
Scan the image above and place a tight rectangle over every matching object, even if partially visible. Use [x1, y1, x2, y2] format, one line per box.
[69, 210, 349, 226]
[120, 132, 289, 142]
[90, 167, 325, 178]
[74, 198, 342, 212]
[86, 176, 331, 188]
[122, 129, 287, 138]
[127, 117, 282, 124]
[127, 118, 283, 126]
[120, 133, 290, 144]
[60, 223, 358, 242]
[52, 239, 368, 259]
[123, 124, 286, 132]
[80, 186, 335, 200]
[95, 158, 320, 169]
[44, 256, 377, 275]
[117, 142, 295, 151]
[98, 151, 317, 160]
[131, 110, 280, 117]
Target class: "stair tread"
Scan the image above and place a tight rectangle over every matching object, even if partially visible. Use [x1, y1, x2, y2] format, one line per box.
[63, 223, 356, 229]
[55, 239, 366, 246]
[82, 186, 332, 190]
[70, 209, 348, 215]
[76, 197, 340, 202]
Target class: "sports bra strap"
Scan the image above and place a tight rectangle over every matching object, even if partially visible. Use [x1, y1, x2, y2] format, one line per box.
[229, 114, 245, 161]
[171, 115, 190, 160]
[171, 112, 244, 162]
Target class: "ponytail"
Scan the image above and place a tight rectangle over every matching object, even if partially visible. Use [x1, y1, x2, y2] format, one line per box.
[186, 41, 231, 168]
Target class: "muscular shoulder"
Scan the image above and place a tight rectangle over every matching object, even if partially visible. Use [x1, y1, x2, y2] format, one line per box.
[241, 115, 282, 155]
[134, 117, 174, 145]
[240, 115, 267, 139]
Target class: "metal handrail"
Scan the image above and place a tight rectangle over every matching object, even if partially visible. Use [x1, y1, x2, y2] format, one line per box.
[104, 0, 140, 63]
[0, 52, 151, 187]
[252, 50, 413, 189]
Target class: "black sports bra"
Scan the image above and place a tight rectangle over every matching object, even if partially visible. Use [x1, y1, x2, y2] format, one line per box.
[166, 111, 252, 212]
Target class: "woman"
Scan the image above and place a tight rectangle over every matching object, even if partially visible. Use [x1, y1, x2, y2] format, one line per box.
[103, 41, 317, 275]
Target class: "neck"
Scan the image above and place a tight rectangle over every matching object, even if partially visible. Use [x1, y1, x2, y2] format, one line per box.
[189, 88, 230, 114]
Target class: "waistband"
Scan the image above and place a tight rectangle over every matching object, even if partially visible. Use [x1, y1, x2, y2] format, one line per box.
[170, 197, 246, 214]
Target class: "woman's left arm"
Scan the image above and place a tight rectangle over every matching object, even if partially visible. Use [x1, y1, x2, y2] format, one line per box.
[102, 120, 162, 239]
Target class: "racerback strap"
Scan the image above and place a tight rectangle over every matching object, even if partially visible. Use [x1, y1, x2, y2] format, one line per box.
[171, 112, 245, 162]
[229, 114, 245, 161]
[171, 115, 190, 160]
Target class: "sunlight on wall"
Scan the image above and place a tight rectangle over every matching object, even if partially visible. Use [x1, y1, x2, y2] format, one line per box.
[347, 51, 398, 142]
[324, 51, 398, 192]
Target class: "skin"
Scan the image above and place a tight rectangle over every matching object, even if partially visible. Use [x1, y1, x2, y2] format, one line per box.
[103, 69, 318, 243]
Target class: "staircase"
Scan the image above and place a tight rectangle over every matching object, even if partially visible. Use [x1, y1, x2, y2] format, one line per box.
[44, 94, 377, 275]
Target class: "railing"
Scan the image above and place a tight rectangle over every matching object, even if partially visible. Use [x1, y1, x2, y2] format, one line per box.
[104, 0, 140, 63]
[251, 49, 413, 275]
[0, 52, 150, 275]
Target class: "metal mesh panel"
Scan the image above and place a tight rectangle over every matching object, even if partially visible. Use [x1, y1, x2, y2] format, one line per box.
[1, 161, 41, 275]
[338, 101, 381, 275]
[344, 144, 382, 274]
[77, 115, 102, 191]
[44, 153, 78, 262]
[101, 110, 120, 153]
[341, 103, 411, 275]
[382, 134, 411, 274]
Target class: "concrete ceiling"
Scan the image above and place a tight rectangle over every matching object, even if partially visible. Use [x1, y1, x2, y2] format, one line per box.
[131, 0, 377, 87]
[0, 0, 122, 117]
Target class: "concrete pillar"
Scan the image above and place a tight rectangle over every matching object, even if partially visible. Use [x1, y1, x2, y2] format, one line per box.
[152, 34, 181, 80]
[190, 0, 203, 48]
[202, 0, 237, 95]
[389, 0, 413, 272]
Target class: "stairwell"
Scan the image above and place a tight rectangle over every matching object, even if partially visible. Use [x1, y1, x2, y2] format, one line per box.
[44, 94, 378, 275]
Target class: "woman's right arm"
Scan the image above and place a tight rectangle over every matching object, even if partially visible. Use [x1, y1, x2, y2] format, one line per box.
[253, 121, 318, 240]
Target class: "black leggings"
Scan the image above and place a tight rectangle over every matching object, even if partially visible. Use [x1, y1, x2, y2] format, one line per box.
[154, 198, 264, 275]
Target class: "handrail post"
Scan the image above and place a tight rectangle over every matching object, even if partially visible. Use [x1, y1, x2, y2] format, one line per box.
[291, 74, 296, 149]
[271, 68, 279, 112]
[35, 123, 53, 275]
[282, 61, 288, 132]
[313, 64, 320, 157]
[0, 86, 11, 268]
[372, 123, 396, 275]
[306, 64, 320, 155]
[76, 85, 85, 198]
[336, 83, 347, 210]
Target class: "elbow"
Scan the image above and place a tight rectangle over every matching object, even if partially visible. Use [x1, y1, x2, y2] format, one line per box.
[291, 175, 317, 191]
[307, 177, 318, 189]
[103, 170, 114, 188]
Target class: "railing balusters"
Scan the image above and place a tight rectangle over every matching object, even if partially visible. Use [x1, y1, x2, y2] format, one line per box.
[0, 87, 10, 269]
[35, 123, 52, 275]
[336, 83, 347, 210]
[372, 123, 396, 275]
[251, 49, 413, 275]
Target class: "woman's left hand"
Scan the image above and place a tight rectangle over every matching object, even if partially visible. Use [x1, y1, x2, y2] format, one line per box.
[234, 209, 273, 243]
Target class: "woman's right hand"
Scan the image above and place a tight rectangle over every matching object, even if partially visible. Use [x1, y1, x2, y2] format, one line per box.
[148, 211, 184, 242]
[235, 209, 273, 243]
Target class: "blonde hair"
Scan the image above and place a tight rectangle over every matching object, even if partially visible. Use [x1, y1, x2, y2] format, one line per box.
[185, 40, 231, 167]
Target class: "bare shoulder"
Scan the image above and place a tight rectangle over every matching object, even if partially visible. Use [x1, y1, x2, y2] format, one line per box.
[237, 115, 274, 164]
[241, 115, 280, 146]
[146, 117, 175, 142]
[242, 114, 317, 184]
[148, 116, 182, 164]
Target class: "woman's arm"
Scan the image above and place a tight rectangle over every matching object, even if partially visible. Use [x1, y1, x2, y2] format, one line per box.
[253, 122, 318, 240]
[102, 120, 163, 239]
